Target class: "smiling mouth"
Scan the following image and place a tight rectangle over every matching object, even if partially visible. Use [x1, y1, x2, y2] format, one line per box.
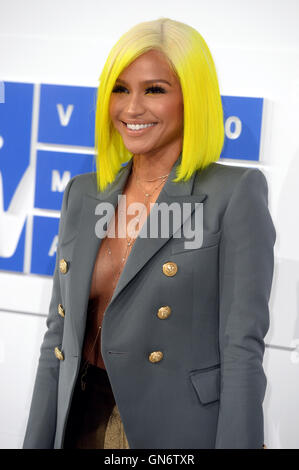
[121, 121, 158, 130]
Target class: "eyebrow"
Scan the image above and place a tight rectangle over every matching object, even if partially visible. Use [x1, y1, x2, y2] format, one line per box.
[115, 78, 172, 86]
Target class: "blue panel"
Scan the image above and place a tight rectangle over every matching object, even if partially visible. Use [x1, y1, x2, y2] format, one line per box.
[38, 84, 97, 147]
[0, 81, 33, 272]
[34, 150, 95, 210]
[31, 216, 59, 276]
[220, 96, 264, 161]
[0, 81, 33, 210]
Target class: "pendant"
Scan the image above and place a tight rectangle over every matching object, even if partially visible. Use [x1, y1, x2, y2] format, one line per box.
[80, 362, 90, 391]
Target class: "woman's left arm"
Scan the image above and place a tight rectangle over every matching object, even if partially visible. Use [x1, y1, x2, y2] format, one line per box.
[215, 168, 276, 449]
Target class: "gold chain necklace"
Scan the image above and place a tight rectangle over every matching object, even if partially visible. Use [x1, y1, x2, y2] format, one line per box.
[137, 172, 170, 182]
[106, 167, 169, 288]
[132, 161, 170, 182]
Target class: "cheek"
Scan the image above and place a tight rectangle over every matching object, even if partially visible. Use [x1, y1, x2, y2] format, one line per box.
[160, 99, 184, 124]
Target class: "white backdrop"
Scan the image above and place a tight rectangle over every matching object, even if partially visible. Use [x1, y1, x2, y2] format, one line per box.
[0, 0, 298, 448]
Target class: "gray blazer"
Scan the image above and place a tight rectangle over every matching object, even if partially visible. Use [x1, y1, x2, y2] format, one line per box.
[23, 155, 276, 449]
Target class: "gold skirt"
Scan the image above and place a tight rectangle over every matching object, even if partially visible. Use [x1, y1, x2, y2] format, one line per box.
[104, 403, 130, 449]
[63, 363, 130, 449]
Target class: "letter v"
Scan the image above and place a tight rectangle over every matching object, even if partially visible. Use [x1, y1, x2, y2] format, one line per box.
[0, 166, 34, 258]
[56, 103, 74, 126]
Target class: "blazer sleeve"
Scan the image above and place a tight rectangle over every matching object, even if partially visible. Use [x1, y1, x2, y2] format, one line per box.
[215, 168, 276, 449]
[23, 177, 75, 449]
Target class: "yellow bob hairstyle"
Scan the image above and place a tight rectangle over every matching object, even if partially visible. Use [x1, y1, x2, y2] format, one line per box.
[94, 17, 224, 192]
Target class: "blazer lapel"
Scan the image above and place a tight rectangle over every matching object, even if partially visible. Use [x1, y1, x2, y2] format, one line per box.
[67, 160, 134, 354]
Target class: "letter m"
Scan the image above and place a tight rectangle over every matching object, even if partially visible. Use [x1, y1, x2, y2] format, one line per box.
[51, 170, 71, 192]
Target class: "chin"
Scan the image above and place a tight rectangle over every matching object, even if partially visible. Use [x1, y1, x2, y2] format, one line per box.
[122, 141, 156, 155]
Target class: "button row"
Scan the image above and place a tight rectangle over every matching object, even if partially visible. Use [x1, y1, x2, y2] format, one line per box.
[57, 303, 170, 321]
[53, 347, 164, 364]
[59, 259, 178, 278]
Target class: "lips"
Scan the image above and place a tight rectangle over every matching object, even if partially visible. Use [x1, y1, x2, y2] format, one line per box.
[120, 121, 158, 135]
[121, 121, 158, 126]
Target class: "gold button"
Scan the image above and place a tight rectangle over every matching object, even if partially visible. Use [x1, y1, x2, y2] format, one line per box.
[149, 351, 163, 363]
[157, 306, 172, 319]
[59, 259, 68, 274]
[162, 262, 178, 277]
[54, 347, 64, 361]
[58, 304, 65, 318]
[262, 444, 267, 449]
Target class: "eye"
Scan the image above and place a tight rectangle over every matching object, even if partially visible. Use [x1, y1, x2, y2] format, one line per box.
[146, 86, 166, 94]
[112, 85, 128, 93]
[111, 85, 166, 94]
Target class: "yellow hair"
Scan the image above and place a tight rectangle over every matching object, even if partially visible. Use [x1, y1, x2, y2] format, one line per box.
[94, 17, 224, 192]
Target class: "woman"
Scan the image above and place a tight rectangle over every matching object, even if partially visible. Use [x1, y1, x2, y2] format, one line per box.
[23, 17, 275, 449]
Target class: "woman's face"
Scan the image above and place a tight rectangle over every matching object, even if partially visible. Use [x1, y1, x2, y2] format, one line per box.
[109, 49, 184, 158]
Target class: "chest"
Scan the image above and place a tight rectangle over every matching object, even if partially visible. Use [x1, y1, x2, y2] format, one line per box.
[89, 184, 163, 300]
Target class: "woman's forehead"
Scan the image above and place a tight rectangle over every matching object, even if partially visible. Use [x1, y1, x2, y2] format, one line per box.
[118, 50, 178, 84]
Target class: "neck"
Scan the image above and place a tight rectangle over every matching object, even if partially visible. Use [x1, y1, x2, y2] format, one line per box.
[132, 147, 181, 180]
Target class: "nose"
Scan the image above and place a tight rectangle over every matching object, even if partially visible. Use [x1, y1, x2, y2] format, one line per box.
[125, 92, 146, 116]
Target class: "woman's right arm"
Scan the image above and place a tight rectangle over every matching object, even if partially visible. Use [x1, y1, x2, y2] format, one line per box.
[23, 177, 75, 449]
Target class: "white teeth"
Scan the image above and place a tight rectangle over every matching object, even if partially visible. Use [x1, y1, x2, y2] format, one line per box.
[126, 123, 155, 130]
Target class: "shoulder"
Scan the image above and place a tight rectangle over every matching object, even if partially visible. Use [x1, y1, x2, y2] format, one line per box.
[64, 164, 130, 203]
[192, 162, 269, 226]
[65, 171, 98, 202]
[194, 161, 267, 193]
[57, 172, 98, 230]
[58, 172, 100, 244]
[193, 162, 268, 202]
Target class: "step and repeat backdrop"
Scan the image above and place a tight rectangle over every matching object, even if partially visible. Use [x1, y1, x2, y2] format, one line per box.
[2, 0, 299, 450]
[0, 80, 264, 276]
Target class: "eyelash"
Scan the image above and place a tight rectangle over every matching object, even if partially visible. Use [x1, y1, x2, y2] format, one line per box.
[112, 85, 166, 94]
